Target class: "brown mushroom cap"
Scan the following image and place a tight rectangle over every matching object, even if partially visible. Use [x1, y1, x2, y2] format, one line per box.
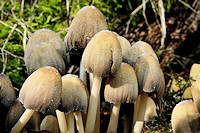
[64, 6, 108, 65]
[117, 36, 131, 64]
[40, 115, 59, 133]
[81, 30, 122, 78]
[25, 28, 66, 64]
[130, 41, 158, 67]
[104, 63, 138, 103]
[26, 42, 66, 75]
[61, 74, 89, 113]
[171, 100, 200, 133]
[19, 66, 62, 114]
[5, 99, 41, 132]
[0, 74, 16, 107]
[134, 54, 165, 94]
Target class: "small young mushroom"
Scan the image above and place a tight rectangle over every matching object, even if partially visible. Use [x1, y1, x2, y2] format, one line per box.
[11, 66, 62, 133]
[182, 86, 193, 99]
[130, 41, 158, 67]
[26, 42, 66, 75]
[60, 74, 89, 133]
[104, 63, 138, 133]
[144, 97, 157, 122]
[0, 74, 16, 107]
[25, 28, 66, 64]
[81, 30, 122, 132]
[132, 54, 165, 133]
[171, 100, 200, 133]
[64, 6, 108, 65]
[5, 99, 41, 132]
[40, 115, 59, 133]
[190, 63, 200, 85]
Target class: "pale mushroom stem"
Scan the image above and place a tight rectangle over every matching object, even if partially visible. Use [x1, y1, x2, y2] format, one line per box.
[107, 103, 121, 133]
[66, 111, 75, 133]
[79, 62, 87, 86]
[56, 109, 68, 133]
[132, 92, 148, 133]
[85, 75, 102, 133]
[132, 95, 141, 127]
[89, 73, 100, 133]
[11, 109, 35, 133]
[74, 111, 84, 133]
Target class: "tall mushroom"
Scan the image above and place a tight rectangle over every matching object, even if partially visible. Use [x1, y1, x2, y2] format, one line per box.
[171, 100, 200, 133]
[144, 97, 157, 122]
[11, 66, 62, 133]
[192, 78, 200, 113]
[81, 30, 122, 132]
[26, 42, 66, 75]
[133, 54, 165, 133]
[104, 63, 138, 133]
[60, 74, 89, 133]
[190, 63, 200, 85]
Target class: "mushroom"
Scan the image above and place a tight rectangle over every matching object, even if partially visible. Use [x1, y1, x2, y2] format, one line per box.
[64, 6, 108, 65]
[5, 99, 41, 132]
[40, 115, 59, 133]
[144, 97, 157, 122]
[25, 28, 66, 64]
[11, 66, 62, 133]
[0, 74, 16, 107]
[190, 63, 200, 85]
[132, 54, 165, 133]
[171, 100, 200, 133]
[182, 86, 193, 99]
[26, 42, 66, 75]
[192, 78, 200, 113]
[60, 74, 89, 133]
[104, 63, 138, 133]
[130, 41, 158, 67]
[117, 36, 132, 64]
[81, 30, 122, 132]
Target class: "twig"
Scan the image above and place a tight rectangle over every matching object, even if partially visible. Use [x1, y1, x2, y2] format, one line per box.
[192, 0, 198, 7]
[11, 3, 27, 53]
[20, 0, 25, 16]
[66, 0, 70, 16]
[76, 0, 80, 9]
[1, 53, 7, 74]
[0, 20, 23, 34]
[150, 0, 160, 26]
[143, 0, 151, 30]
[1, 24, 17, 74]
[0, 1, 5, 11]
[125, 0, 149, 34]
[158, 0, 166, 49]
[178, 0, 197, 13]
[0, 48, 24, 60]
[31, 0, 38, 11]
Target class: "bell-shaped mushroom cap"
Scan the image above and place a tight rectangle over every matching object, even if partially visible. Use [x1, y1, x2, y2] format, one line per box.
[144, 97, 157, 122]
[81, 30, 122, 78]
[192, 79, 200, 113]
[190, 63, 200, 83]
[26, 42, 66, 75]
[19, 66, 62, 114]
[0, 74, 16, 107]
[130, 41, 158, 67]
[182, 87, 193, 99]
[40, 115, 59, 133]
[117, 36, 131, 64]
[134, 54, 165, 94]
[61, 74, 89, 113]
[171, 100, 200, 133]
[104, 63, 138, 103]
[25, 29, 66, 63]
[5, 99, 41, 132]
[64, 6, 108, 65]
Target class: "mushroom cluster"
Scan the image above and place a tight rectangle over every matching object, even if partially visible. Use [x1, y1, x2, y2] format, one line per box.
[2, 5, 166, 133]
